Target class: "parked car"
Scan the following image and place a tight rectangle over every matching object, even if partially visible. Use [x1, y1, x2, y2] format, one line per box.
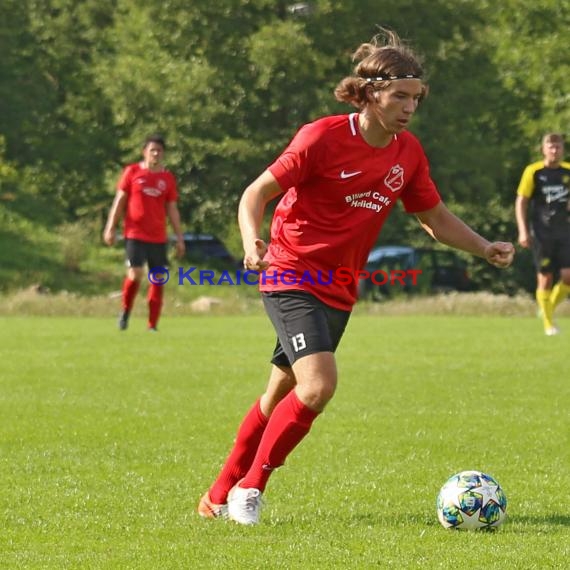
[358, 245, 475, 300]
[170, 233, 240, 269]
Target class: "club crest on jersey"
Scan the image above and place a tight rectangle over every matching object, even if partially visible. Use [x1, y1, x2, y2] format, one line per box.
[384, 164, 404, 192]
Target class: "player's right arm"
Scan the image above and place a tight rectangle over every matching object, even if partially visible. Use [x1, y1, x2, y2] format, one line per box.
[515, 195, 531, 248]
[238, 169, 283, 271]
[515, 164, 536, 249]
[103, 190, 128, 246]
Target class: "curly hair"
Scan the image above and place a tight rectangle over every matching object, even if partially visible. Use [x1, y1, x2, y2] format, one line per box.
[334, 28, 427, 110]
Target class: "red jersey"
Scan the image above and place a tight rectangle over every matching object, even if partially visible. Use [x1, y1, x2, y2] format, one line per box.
[262, 113, 441, 310]
[118, 162, 178, 243]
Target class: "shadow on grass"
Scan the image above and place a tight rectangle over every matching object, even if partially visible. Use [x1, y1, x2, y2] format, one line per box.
[506, 514, 570, 528]
[269, 510, 570, 531]
[346, 512, 570, 530]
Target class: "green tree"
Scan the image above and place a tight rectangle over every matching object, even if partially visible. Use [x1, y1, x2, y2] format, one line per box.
[2, 0, 119, 220]
[2, 0, 568, 293]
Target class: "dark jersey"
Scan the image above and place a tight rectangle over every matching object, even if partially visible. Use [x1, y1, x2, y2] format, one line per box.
[516, 160, 570, 234]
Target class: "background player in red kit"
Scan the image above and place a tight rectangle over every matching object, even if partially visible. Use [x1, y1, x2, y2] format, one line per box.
[198, 29, 515, 524]
[103, 134, 185, 331]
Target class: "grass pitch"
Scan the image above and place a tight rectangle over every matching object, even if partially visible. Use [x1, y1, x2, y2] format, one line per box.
[0, 314, 568, 569]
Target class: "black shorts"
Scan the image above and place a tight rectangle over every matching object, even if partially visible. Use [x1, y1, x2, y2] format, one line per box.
[530, 228, 570, 273]
[262, 291, 351, 368]
[125, 239, 168, 269]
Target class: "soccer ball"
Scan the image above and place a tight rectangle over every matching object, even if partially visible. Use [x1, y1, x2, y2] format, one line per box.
[436, 470, 507, 530]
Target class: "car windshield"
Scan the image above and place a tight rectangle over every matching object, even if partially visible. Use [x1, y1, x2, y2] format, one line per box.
[367, 247, 413, 265]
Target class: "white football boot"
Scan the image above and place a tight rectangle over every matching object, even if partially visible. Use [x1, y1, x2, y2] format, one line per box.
[227, 483, 263, 525]
[545, 326, 560, 336]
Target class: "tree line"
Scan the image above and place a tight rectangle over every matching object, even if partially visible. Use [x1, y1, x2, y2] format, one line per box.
[1, 0, 568, 292]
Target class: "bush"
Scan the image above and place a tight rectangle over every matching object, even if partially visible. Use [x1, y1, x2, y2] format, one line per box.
[58, 221, 92, 272]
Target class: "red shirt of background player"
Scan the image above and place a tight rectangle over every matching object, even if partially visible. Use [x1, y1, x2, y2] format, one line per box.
[117, 162, 178, 243]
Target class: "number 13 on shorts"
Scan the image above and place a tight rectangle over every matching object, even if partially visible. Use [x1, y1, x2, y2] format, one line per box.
[291, 332, 307, 352]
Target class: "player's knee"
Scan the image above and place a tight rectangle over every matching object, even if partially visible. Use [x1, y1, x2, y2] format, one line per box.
[129, 267, 144, 281]
[261, 389, 292, 416]
[298, 379, 337, 411]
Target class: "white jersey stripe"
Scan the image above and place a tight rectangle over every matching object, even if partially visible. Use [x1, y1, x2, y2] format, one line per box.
[348, 113, 358, 136]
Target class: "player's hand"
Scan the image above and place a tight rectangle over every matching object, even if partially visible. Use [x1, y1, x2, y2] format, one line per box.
[517, 231, 531, 249]
[175, 236, 186, 259]
[243, 238, 269, 271]
[484, 242, 515, 268]
[103, 227, 116, 246]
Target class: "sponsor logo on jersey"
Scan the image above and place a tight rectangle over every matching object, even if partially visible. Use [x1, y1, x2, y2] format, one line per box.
[344, 190, 392, 213]
[143, 187, 164, 197]
[542, 185, 568, 203]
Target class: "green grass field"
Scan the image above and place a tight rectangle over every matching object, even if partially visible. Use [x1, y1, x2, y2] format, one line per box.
[0, 315, 568, 569]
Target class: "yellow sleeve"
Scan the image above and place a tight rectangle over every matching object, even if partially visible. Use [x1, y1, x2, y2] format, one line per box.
[516, 162, 540, 198]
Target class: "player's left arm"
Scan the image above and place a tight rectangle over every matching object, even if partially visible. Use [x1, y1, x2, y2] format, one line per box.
[166, 201, 185, 258]
[416, 201, 515, 268]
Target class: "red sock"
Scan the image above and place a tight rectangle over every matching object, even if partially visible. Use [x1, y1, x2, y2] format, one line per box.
[122, 278, 140, 312]
[209, 399, 268, 504]
[240, 391, 319, 492]
[147, 284, 164, 328]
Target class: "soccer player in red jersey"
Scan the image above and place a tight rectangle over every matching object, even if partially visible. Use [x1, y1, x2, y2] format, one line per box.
[198, 29, 515, 524]
[103, 134, 185, 331]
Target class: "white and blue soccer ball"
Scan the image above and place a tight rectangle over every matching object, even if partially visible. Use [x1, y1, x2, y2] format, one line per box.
[436, 470, 507, 530]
